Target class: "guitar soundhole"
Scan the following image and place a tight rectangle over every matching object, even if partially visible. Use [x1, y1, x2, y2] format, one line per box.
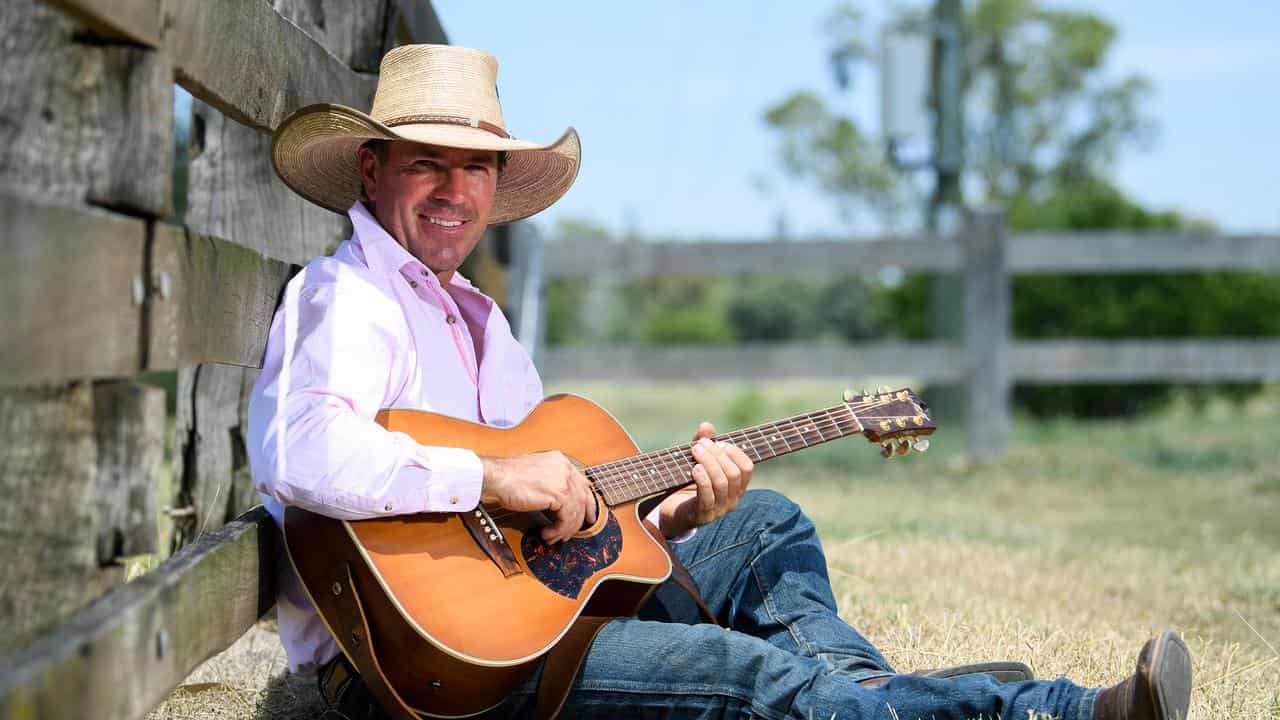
[520, 512, 623, 598]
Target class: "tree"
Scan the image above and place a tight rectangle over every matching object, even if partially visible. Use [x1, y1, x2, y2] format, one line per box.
[767, 1, 1280, 417]
[764, 0, 1154, 209]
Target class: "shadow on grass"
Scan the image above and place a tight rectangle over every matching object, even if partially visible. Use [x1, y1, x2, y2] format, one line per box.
[255, 670, 327, 719]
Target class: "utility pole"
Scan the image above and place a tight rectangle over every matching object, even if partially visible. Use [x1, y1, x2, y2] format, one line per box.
[929, 0, 964, 233]
[927, 0, 966, 420]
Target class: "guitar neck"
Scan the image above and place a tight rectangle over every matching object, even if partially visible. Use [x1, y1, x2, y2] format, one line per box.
[589, 404, 865, 507]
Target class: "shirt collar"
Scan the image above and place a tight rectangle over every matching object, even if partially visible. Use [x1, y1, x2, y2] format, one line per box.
[349, 201, 420, 276]
[347, 201, 485, 294]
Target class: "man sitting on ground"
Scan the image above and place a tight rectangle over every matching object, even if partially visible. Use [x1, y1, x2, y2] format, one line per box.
[248, 43, 1193, 720]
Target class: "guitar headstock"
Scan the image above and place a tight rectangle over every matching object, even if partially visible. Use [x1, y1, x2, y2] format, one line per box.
[841, 386, 936, 458]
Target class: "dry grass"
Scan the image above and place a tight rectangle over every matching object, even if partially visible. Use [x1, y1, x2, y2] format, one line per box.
[150, 381, 1280, 719]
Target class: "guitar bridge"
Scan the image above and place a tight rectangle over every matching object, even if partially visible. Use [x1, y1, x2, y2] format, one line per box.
[459, 505, 524, 578]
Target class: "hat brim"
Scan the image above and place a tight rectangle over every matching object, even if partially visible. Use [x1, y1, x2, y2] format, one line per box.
[270, 104, 580, 225]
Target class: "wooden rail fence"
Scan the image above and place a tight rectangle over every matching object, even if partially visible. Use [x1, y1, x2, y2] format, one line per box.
[1, 2, 1277, 719]
[0, 1, 445, 717]
[540, 212, 1280, 458]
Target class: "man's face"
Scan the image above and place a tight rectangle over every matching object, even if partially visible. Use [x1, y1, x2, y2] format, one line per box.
[358, 140, 499, 280]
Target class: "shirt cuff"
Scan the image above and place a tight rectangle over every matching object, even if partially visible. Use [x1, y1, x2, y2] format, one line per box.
[644, 504, 696, 544]
[407, 446, 484, 512]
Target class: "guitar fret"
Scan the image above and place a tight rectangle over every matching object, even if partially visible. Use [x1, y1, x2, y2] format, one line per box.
[588, 395, 923, 507]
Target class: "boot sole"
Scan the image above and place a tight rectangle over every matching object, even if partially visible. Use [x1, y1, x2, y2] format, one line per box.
[1148, 630, 1193, 720]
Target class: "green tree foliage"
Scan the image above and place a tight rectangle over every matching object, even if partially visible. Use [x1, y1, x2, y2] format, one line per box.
[764, 0, 1153, 209]
[760, 0, 1278, 417]
[1003, 180, 1280, 415]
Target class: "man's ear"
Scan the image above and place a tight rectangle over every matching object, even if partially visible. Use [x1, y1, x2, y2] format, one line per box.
[357, 145, 379, 203]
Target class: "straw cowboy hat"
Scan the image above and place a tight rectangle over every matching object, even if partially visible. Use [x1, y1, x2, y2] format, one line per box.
[271, 44, 580, 224]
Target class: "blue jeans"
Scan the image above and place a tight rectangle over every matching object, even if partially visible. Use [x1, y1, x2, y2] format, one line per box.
[495, 489, 1098, 719]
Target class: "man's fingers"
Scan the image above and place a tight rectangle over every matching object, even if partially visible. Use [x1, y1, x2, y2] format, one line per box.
[543, 498, 583, 544]
[581, 475, 598, 526]
[721, 442, 753, 495]
[691, 465, 716, 517]
[694, 438, 730, 504]
[692, 421, 717, 442]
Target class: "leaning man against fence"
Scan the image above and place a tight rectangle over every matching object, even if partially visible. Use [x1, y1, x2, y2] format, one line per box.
[246, 44, 1192, 720]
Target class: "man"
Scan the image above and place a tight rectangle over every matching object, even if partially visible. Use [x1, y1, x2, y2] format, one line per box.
[248, 44, 1192, 720]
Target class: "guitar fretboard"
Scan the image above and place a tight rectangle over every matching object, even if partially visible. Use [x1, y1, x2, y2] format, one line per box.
[588, 404, 868, 506]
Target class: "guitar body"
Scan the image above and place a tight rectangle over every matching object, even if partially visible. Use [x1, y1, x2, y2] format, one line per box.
[283, 394, 674, 718]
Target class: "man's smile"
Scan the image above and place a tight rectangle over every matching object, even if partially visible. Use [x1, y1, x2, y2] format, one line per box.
[422, 214, 465, 228]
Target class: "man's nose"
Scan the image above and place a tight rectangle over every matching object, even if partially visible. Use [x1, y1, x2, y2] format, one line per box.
[431, 167, 467, 206]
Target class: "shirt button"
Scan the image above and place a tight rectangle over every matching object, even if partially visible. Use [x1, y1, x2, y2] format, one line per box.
[449, 495, 459, 504]
[384, 503, 393, 511]
[446, 314, 457, 324]
[421, 269, 430, 277]
[409, 280, 418, 288]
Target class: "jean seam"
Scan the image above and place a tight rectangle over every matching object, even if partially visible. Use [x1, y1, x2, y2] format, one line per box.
[1075, 686, 1100, 720]
[747, 529, 817, 658]
[683, 536, 757, 571]
[562, 683, 789, 720]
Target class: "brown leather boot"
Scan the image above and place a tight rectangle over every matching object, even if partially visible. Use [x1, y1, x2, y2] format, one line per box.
[1092, 630, 1192, 720]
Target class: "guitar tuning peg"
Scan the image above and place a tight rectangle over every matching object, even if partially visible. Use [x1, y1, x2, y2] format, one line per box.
[879, 385, 891, 393]
[879, 441, 894, 459]
[894, 439, 911, 456]
[842, 388, 856, 403]
[911, 437, 930, 453]
[862, 386, 872, 396]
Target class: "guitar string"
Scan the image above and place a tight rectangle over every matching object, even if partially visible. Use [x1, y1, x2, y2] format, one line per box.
[588, 403, 869, 495]
[596, 404, 929, 500]
[587, 395, 901, 477]
[589, 398, 916, 502]
[484, 398, 927, 521]
[483, 406, 868, 522]
[589, 398, 902, 496]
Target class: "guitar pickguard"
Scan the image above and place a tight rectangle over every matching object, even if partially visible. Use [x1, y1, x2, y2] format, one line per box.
[520, 511, 623, 598]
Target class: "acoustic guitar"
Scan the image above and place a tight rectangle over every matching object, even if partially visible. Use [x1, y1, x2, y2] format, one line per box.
[284, 388, 934, 718]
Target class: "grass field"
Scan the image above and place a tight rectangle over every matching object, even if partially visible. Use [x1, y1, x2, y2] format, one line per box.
[150, 381, 1280, 719]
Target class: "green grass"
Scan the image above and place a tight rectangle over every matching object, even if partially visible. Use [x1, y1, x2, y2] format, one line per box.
[153, 381, 1280, 718]
[550, 380, 1280, 717]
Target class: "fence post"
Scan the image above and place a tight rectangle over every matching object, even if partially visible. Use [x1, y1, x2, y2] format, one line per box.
[961, 208, 1011, 459]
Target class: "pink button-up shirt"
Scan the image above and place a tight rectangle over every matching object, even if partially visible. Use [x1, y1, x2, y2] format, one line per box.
[247, 202, 544, 671]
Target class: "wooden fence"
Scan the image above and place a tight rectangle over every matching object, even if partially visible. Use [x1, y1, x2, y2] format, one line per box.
[1, 2, 1277, 718]
[0, 1, 445, 717]
[539, 212, 1280, 458]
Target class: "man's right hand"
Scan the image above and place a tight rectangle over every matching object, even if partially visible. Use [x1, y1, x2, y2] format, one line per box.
[478, 451, 597, 544]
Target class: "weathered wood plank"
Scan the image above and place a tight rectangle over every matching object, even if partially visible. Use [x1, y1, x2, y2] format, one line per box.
[961, 210, 1010, 460]
[92, 381, 164, 563]
[545, 236, 960, 279]
[1, 0, 172, 217]
[544, 339, 1280, 384]
[540, 342, 967, 383]
[184, 98, 350, 264]
[1009, 232, 1280, 273]
[0, 507, 277, 720]
[544, 233, 1280, 279]
[1011, 339, 1280, 383]
[148, 224, 297, 370]
[0, 383, 119, 656]
[0, 195, 146, 386]
[171, 364, 257, 546]
[164, 0, 377, 132]
[273, 0, 392, 72]
[40, 0, 162, 46]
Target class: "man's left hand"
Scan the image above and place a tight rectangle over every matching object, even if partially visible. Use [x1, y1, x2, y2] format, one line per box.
[656, 422, 754, 538]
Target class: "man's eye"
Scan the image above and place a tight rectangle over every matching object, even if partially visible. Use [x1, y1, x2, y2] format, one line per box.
[466, 164, 492, 173]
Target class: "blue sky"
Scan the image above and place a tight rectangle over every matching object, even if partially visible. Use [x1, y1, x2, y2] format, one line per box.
[434, 1, 1279, 238]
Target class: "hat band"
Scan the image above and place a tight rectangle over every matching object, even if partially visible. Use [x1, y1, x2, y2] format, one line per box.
[382, 114, 511, 139]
